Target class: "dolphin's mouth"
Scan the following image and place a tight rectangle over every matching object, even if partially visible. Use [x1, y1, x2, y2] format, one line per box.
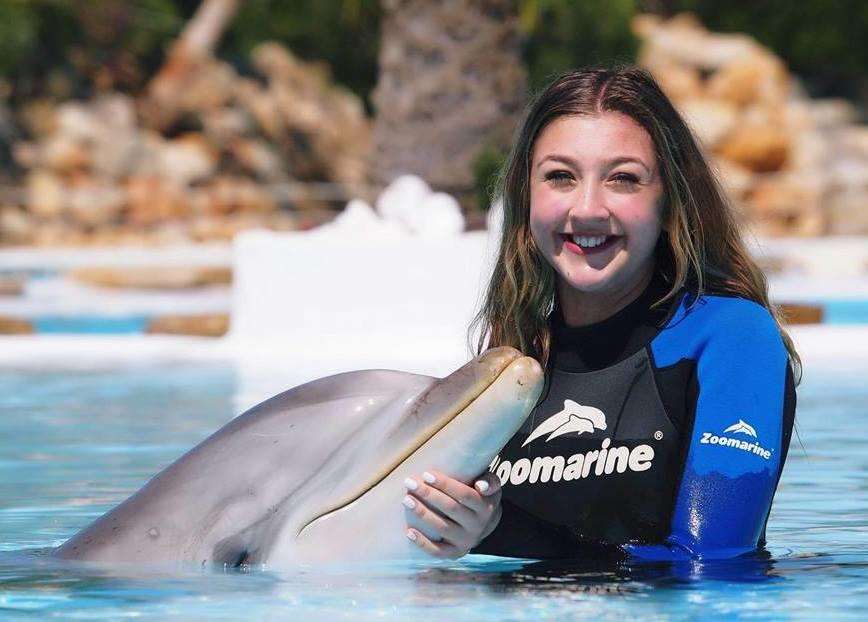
[296, 348, 523, 535]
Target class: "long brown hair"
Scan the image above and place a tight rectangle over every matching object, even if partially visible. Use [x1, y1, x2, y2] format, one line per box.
[469, 65, 801, 381]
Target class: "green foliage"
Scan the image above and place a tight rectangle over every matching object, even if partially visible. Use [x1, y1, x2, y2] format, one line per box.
[223, 0, 381, 109]
[519, 0, 641, 91]
[0, 0, 864, 110]
[473, 144, 508, 211]
[0, 3, 40, 78]
[0, 0, 182, 100]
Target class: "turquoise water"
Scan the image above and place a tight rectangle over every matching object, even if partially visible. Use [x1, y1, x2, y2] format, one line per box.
[33, 315, 150, 334]
[14, 299, 868, 335]
[0, 363, 866, 620]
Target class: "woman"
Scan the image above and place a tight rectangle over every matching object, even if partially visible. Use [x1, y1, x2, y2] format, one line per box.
[400, 65, 799, 561]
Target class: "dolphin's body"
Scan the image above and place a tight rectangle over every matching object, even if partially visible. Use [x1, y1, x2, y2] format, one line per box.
[54, 347, 543, 567]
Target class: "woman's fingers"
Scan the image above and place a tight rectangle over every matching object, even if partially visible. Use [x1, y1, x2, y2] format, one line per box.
[402, 469, 503, 557]
[410, 470, 496, 516]
[406, 528, 466, 560]
[474, 471, 502, 497]
[402, 492, 454, 537]
[404, 473, 477, 530]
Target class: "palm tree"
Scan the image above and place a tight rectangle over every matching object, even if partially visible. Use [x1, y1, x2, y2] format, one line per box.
[370, 0, 527, 208]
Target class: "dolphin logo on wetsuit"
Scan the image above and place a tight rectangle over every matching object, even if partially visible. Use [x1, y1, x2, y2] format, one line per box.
[522, 399, 607, 446]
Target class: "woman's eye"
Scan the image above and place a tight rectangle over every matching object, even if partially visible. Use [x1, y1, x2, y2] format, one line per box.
[544, 171, 573, 186]
[611, 173, 639, 187]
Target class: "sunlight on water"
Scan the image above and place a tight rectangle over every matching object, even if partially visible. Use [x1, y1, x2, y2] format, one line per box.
[0, 363, 866, 620]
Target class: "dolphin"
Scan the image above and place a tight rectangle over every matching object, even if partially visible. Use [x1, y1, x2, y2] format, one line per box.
[53, 347, 543, 567]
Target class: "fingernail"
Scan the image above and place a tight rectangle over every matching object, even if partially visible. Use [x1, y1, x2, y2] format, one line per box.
[404, 477, 418, 491]
[406, 529, 417, 542]
[422, 471, 436, 484]
[475, 480, 490, 493]
[402, 495, 416, 510]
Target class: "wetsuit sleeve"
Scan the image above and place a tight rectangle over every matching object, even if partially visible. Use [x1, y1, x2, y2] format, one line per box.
[624, 303, 796, 561]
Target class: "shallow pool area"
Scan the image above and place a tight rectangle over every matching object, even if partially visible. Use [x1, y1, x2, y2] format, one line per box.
[0, 358, 866, 620]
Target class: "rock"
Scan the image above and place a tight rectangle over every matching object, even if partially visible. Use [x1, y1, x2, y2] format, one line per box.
[125, 176, 190, 225]
[19, 99, 57, 138]
[146, 313, 229, 337]
[205, 175, 277, 214]
[70, 266, 231, 289]
[825, 188, 868, 235]
[247, 43, 371, 187]
[716, 124, 791, 173]
[634, 12, 759, 71]
[39, 135, 92, 172]
[632, 11, 868, 237]
[26, 170, 65, 218]
[0, 275, 25, 296]
[187, 211, 297, 242]
[802, 99, 860, 129]
[837, 126, 868, 159]
[157, 134, 218, 186]
[705, 51, 790, 108]
[67, 179, 126, 226]
[778, 303, 823, 325]
[679, 99, 739, 148]
[0, 316, 33, 334]
[644, 61, 703, 102]
[0, 206, 36, 245]
[714, 159, 754, 200]
[747, 174, 826, 236]
[7, 38, 372, 245]
[31, 222, 87, 246]
[201, 107, 255, 143]
[226, 138, 286, 181]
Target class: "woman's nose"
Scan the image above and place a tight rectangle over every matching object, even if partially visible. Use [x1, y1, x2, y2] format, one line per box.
[567, 182, 610, 222]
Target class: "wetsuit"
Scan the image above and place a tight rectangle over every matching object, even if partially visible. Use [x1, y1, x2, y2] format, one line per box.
[472, 274, 796, 561]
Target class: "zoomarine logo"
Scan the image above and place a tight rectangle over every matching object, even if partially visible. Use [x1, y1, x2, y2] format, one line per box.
[490, 438, 655, 486]
[700, 419, 772, 460]
[492, 400, 656, 486]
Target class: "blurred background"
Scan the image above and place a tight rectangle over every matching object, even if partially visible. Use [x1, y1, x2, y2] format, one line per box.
[0, 0, 866, 341]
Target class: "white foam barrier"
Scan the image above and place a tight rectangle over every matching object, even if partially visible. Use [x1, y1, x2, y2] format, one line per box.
[228, 228, 499, 391]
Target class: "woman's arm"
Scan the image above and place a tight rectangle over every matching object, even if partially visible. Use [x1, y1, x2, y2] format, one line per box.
[625, 300, 796, 561]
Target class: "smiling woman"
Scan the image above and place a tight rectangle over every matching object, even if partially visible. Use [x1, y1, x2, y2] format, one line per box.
[529, 112, 664, 326]
[401, 65, 801, 562]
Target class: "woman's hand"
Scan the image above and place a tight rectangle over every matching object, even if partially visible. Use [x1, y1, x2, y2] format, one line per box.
[402, 469, 502, 559]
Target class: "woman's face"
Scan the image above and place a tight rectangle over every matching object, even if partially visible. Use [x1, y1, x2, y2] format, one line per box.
[529, 112, 664, 302]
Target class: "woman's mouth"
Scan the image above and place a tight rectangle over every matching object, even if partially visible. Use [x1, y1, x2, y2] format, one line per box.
[560, 233, 621, 255]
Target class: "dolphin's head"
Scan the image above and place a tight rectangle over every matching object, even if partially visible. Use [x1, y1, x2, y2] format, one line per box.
[277, 347, 544, 563]
[52, 347, 543, 567]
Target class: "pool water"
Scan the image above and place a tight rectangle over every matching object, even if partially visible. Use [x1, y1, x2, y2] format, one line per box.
[1, 363, 866, 620]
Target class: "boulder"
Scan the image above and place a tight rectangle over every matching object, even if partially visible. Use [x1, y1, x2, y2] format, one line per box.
[146, 313, 229, 337]
[717, 124, 790, 173]
[70, 266, 232, 289]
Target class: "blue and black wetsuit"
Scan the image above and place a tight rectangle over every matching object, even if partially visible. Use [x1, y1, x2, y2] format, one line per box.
[472, 274, 796, 561]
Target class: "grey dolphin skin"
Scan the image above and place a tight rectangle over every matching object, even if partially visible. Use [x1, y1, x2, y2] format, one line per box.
[53, 347, 543, 568]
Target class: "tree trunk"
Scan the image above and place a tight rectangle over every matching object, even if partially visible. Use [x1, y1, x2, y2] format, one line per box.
[144, 0, 240, 130]
[370, 0, 527, 207]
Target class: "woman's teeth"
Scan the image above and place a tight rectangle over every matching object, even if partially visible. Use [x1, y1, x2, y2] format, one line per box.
[571, 234, 608, 248]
